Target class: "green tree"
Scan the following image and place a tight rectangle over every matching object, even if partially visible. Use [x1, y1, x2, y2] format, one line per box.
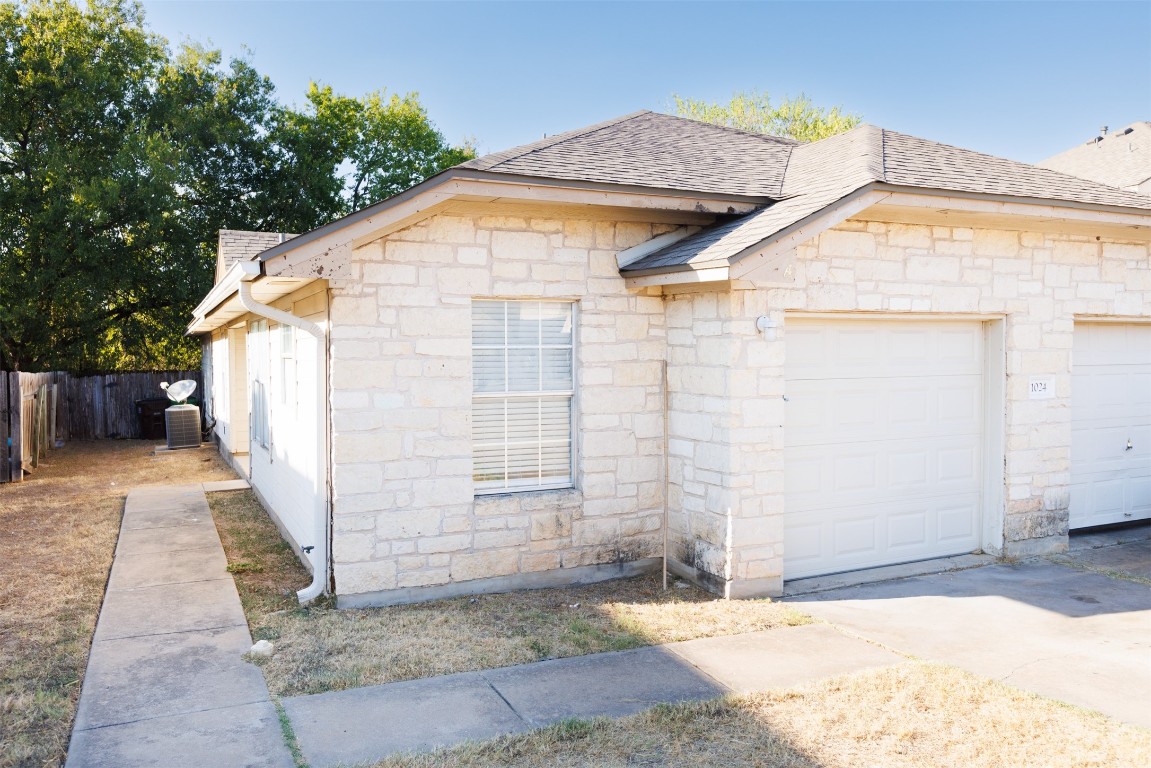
[265, 83, 474, 231]
[0, 0, 473, 372]
[0, 0, 280, 371]
[672, 90, 861, 142]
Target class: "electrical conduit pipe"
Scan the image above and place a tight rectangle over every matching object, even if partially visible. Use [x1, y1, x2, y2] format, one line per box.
[238, 279, 330, 604]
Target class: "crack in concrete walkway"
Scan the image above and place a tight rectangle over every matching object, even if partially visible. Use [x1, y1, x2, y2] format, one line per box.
[66, 483, 293, 768]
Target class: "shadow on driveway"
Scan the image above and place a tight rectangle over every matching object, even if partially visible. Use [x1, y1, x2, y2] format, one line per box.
[786, 529, 1151, 727]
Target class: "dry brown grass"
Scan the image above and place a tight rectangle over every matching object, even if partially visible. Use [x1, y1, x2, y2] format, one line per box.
[374, 663, 1151, 768]
[0, 441, 235, 768]
[208, 490, 312, 620]
[241, 571, 808, 697]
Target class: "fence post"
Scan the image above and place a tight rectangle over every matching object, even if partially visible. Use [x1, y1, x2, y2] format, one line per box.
[0, 373, 9, 483]
[10, 372, 22, 481]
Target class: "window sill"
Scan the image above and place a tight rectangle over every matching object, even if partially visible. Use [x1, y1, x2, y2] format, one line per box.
[474, 486, 582, 509]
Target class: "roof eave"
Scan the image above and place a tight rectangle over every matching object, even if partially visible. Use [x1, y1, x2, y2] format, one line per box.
[253, 168, 775, 267]
[622, 182, 1151, 286]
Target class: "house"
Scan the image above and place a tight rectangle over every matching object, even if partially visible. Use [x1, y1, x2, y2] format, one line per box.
[189, 111, 1151, 607]
[1038, 122, 1151, 196]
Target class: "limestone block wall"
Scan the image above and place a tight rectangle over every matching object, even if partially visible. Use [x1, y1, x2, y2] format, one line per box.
[665, 291, 784, 597]
[667, 220, 1150, 596]
[326, 213, 672, 601]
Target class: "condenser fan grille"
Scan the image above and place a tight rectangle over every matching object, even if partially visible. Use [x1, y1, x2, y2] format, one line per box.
[165, 405, 201, 449]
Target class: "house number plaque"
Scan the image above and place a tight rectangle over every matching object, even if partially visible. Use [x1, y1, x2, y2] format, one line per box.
[1029, 377, 1055, 400]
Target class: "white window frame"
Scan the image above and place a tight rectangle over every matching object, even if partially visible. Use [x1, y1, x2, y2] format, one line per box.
[472, 299, 576, 495]
[278, 323, 295, 410]
[249, 319, 270, 449]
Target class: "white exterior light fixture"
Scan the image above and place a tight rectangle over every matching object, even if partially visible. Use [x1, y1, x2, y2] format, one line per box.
[756, 316, 779, 341]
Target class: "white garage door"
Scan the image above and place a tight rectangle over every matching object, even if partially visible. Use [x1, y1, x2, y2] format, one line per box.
[1070, 323, 1151, 529]
[784, 318, 985, 580]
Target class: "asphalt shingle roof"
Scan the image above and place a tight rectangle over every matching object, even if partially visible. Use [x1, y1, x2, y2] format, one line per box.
[1037, 122, 1151, 192]
[620, 123, 1151, 272]
[461, 111, 796, 197]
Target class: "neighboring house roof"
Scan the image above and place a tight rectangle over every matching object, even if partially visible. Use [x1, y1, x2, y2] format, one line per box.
[624, 124, 1151, 273]
[460, 110, 798, 197]
[217, 230, 294, 281]
[1037, 122, 1151, 194]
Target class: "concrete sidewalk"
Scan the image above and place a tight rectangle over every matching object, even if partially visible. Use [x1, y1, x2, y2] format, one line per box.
[66, 483, 293, 768]
[281, 622, 905, 767]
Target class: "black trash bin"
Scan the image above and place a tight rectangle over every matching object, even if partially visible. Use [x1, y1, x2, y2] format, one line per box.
[135, 398, 171, 440]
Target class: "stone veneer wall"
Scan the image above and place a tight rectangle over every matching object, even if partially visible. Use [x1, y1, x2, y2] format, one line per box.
[667, 220, 1150, 597]
[325, 214, 673, 600]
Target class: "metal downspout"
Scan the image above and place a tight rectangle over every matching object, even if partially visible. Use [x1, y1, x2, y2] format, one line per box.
[238, 280, 330, 604]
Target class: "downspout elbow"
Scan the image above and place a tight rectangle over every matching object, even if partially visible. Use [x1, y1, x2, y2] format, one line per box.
[237, 280, 330, 606]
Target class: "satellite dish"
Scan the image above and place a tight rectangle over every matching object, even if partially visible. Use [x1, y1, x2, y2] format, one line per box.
[160, 379, 197, 405]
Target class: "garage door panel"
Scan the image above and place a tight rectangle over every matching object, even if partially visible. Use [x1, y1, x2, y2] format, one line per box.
[938, 327, 983, 363]
[939, 502, 980, 541]
[832, 517, 877, 556]
[784, 496, 982, 580]
[1131, 477, 1151, 516]
[786, 433, 982, 512]
[784, 318, 985, 580]
[786, 320, 983, 380]
[832, 453, 878, 492]
[888, 511, 927, 548]
[787, 375, 983, 447]
[1071, 323, 1151, 528]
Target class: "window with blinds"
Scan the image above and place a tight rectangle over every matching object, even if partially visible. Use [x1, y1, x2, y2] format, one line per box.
[472, 300, 574, 493]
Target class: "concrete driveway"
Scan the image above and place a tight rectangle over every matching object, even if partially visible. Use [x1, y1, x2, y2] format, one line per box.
[787, 527, 1151, 728]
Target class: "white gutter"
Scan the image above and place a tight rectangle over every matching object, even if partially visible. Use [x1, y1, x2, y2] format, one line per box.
[238, 279, 331, 605]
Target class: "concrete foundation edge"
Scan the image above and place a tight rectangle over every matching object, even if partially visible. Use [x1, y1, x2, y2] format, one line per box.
[666, 558, 783, 599]
[337, 557, 664, 608]
[1005, 534, 1068, 559]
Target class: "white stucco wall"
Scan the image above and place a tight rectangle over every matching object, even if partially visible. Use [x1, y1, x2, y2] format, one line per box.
[242, 282, 329, 573]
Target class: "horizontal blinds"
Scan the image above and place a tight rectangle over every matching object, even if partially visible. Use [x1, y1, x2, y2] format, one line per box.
[473, 300, 574, 492]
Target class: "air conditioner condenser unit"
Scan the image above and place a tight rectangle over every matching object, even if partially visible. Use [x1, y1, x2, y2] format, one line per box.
[165, 404, 201, 450]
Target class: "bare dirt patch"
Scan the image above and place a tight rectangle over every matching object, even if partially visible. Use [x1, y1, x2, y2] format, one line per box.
[0, 441, 235, 768]
[372, 663, 1150, 768]
[237, 570, 808, 697]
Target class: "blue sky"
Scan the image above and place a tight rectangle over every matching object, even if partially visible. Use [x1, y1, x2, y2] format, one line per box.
[138, 1, 1150, 163]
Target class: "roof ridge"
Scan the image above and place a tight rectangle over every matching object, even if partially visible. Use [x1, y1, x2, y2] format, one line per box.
[654, 111, 802, 146]
[464, 111, 653, 171]
[879, 125, 888, 182]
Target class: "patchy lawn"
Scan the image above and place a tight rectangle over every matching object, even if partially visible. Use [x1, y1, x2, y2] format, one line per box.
[373, 663, 1151, 768]
[0, 441, 236, 768]
[209, 489, 312, 619]
[208, 492, 808, 698]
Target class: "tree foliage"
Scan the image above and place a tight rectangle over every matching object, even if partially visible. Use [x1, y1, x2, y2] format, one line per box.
[0, 0, 472, 372]
[672, 90, 861, 142]
[266, 84, 475, 232]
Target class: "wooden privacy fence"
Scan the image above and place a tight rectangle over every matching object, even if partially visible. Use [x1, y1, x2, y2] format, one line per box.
[0, 370, 201, 483]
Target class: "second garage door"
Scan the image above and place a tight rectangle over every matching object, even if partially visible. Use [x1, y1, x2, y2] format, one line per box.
[1070, 323, 1151, 529]
[784, 318, 985, 580]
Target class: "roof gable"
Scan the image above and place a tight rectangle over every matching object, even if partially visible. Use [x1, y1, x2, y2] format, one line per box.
[462, 110, 797, 197]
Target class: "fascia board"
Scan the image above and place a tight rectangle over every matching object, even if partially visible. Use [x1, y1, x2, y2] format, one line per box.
[260, 171, 770, 277]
